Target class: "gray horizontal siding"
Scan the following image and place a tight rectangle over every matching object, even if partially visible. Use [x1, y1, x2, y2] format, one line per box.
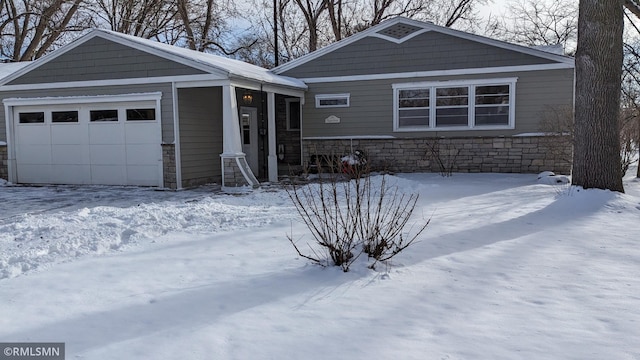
[9, 36, 206, 85]
[177, 87, 223, 187]
[0, 83, 175, 142]
[301, 68, 574, 138]
[281, 32, 557, 78]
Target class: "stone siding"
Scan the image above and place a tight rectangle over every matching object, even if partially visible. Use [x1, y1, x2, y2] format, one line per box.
[0, 145, 7, 181]
[302, 136, 572, 175]
[162, 144, 177, 189]
[222, 157, 250, 187]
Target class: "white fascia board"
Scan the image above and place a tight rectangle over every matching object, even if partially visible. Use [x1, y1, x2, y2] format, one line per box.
[229, 79, 306, 98]
[392, 77, 518, 89]
[3, 92, 162, 106]
[0, 74, 221, 92]
[301, 63, 573, 84]
[174, 79, 231, 88]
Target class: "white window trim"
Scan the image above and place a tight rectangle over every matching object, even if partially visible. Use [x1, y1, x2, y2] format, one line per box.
[315, 93, 350, 108]
[285, 98, 301, 131]
[393, 78, 517, 132]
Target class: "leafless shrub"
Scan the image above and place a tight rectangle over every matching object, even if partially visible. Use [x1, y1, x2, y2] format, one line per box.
[425, 141, 459, 177]
[285, 157, 428, 272]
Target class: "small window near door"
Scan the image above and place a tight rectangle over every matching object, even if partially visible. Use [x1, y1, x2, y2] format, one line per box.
[126, 108, 155, 121]
[52, 111, 79, 123]
[241, 113, 251, 144]
[286, 99, 301, 130]
[19, 112, 45, 124]
[90, 110, 119, 122]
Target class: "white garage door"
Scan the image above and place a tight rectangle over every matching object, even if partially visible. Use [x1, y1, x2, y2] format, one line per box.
[14, 101, 162, 186]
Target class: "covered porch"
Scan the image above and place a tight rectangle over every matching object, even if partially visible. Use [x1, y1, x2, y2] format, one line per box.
[172, 79, 306, 190]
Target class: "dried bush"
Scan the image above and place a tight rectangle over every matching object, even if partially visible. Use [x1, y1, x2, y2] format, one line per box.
[285, 157, 428, 272]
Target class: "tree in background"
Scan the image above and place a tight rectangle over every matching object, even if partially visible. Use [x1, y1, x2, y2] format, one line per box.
[486, 0, 578, 55]
[88, 0, 180, 41]
[245, 0, 485, 68]
[0, 0, 90, 61]
[573, 0, 625, 192]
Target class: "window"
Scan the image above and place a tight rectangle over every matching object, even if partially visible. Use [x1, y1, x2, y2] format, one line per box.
[393, 78, 516, 131]
[315, 94, 350, 108]
[286, 98, 301, 130]
[52, 111, 79, 123]
[475, 85, 510, 126]
[435, 87, 468, 127]
[126, 108, 155, 121]
[90, 110, 118, 122]
[19, 112, 45, 124]
[398, 89, 430, 127]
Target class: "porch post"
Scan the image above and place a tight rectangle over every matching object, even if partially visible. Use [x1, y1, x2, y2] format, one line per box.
[221, 84, 260, 189]
[267, 91, 278, 182]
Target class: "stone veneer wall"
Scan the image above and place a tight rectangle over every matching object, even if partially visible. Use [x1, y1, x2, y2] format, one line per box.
[302, 136, 572, 175]
[222, 157, 250, 187]
[161, 144, 177, 189]
[0, 144, 7, 181]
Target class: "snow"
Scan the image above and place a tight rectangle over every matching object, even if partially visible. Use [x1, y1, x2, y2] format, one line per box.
[0, 62, 31, 82]
[1, 166, 640, 359]
[96, 29, 307, 90]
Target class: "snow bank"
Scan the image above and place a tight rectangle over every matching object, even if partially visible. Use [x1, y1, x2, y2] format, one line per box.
[0, 189, 297, 279]
[537, 171, 570, 185]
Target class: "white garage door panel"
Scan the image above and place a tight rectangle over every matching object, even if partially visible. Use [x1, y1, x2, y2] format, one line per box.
[51, 125, 87, 145]
[90, 124, 125, 144]
[127, 165, 159, 186]
[17, 144, 52, 164]
[14, 101, 162, 187]
[52, 145, 89, 164]
[125, 124, 158, 143]
[91, 165, 127, 185]
[17, 126, 51, 145]
[126, 144, 159, 165]
[17, 164, 52, 184]
[51, 165, 91, 184]
[90, 144, 126, 165]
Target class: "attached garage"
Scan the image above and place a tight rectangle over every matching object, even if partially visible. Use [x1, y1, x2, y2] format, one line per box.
[8, 94, 162, 186]
[0, 28, 306, 189]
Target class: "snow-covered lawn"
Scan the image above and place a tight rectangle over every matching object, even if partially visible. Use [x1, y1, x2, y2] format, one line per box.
[1, 168, 640, 359]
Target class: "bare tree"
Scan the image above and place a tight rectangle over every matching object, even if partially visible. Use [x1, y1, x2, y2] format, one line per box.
[292, 0, 328, 52]
[0, 0, 90, 61]
[573, 0, 625, 192]
[87, 0, 180, 41]
[487, 0, 578, 55]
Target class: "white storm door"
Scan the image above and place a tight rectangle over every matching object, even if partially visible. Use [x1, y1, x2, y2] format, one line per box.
[239, 106, 259, 174]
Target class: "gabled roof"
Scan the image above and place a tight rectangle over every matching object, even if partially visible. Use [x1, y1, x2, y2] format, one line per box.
[272, 16, 574, 75]
[1, 29, 306, 90]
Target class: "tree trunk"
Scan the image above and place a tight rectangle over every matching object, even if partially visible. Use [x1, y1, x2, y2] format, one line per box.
[573, 0, 625, 192]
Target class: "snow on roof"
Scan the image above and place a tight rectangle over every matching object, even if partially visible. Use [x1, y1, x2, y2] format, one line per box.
[0, 62, 31, 81]
[96, 30, 306, 90]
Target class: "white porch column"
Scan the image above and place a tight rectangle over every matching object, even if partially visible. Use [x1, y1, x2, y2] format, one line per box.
[267, 91, 278, 182]
[221, 84, 259, 189]
[222, 84, 243, 155]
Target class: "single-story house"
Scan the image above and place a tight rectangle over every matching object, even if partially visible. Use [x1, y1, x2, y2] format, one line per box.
[271, 17, 574, 176]
[0, 17, 574, 189]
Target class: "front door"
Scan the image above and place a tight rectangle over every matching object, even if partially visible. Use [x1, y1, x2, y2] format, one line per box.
[239, 106, 259, 174]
